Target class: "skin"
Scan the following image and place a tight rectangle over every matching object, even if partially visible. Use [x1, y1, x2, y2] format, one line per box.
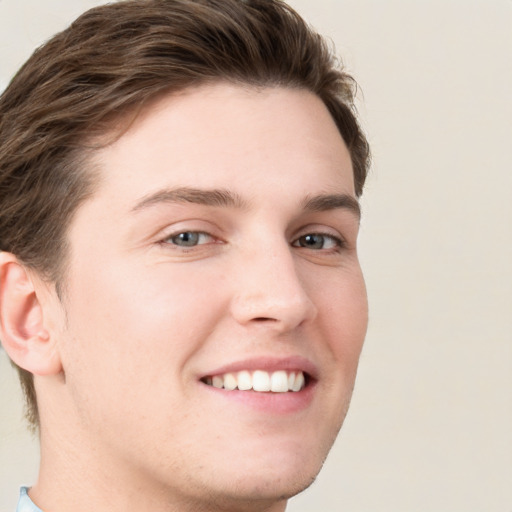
[5, 83, 368, 512]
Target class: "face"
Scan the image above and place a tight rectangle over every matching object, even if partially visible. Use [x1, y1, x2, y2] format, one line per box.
[51, 83, 368, 510]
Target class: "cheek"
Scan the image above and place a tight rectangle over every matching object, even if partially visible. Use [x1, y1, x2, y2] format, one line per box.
[316, 268, 368, 369]
[60, 262, 227, 407]
[70, 258, 223, 337]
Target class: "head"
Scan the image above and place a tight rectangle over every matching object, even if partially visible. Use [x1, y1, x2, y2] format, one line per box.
[0, 0, 369, 508]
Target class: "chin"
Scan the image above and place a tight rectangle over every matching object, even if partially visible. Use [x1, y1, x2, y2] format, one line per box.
[245, 466, 320, 500]
[203, 411, 344, 504]
[201, 468, 321, 512]
[207, 441, 329, 505]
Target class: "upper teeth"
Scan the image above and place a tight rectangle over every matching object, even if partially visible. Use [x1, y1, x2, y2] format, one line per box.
[205, 370, 305, 393]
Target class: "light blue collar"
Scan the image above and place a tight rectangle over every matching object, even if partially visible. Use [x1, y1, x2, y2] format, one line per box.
[16, 487, 43, 512]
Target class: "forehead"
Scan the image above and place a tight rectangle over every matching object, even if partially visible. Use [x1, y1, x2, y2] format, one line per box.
[88, 83, 355, 212]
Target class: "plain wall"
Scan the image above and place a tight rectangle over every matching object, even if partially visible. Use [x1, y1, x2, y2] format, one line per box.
[1, 1, 511, 510]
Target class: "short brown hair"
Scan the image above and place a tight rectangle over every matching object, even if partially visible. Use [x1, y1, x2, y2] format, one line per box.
[0, 0, 370, 428]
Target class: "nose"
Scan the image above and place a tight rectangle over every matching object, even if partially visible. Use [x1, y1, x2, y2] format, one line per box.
[230, 241, 317, 333]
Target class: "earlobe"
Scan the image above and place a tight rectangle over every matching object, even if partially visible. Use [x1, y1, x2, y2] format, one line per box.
[0, 252, 62, 376]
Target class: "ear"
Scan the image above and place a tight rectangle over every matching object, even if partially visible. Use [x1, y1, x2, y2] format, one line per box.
[0, 252, 62, 376]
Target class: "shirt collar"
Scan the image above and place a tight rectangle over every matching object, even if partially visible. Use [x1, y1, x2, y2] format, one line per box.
[17, 487, 43, 512]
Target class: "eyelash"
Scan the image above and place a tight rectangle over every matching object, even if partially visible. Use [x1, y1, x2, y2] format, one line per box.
[161, 230, 346, 252]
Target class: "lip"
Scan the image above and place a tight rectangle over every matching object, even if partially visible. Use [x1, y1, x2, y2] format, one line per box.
[198, 356, 318, 415]
[200, 355, 319, 380]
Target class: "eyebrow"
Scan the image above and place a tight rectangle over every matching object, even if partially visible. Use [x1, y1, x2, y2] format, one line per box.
[132, 187, 247, 212]
[132, 187, 361, 220]
[301, 193, 361, 220]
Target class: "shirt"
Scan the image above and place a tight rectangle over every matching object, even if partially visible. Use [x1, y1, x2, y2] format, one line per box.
[16, 487, 42, 512]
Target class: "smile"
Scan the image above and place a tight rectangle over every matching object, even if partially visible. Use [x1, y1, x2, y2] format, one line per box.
[202, 370, 306, 393]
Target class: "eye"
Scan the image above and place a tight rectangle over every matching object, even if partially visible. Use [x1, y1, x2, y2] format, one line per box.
[164, 231, 214, 247]
[292, 233, 343, 250]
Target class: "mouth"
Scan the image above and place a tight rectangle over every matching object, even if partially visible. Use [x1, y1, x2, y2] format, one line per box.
[199, 358, 318, 413]
[200, 370, 309, 393]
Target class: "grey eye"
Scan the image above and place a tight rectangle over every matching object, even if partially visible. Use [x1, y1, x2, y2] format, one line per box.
[169, 232, 203, 247]
[293, 234, 340, 250]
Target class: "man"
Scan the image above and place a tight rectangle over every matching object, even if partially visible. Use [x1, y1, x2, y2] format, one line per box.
[0, 1, 370, 511]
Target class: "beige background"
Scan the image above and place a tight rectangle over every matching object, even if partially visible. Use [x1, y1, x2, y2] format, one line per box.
[1, 0, 511, 510]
